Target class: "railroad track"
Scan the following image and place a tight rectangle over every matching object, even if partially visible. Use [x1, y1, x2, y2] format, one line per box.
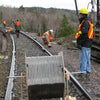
[91, 44, 100, 63]
[92, 29, 100, 63]
[3, 31, 94, 100]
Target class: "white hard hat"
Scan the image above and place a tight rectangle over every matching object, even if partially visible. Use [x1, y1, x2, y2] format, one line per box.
[49, 29, 54, 33]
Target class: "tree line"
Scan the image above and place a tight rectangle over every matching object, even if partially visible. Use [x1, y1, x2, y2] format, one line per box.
[0, 5, 78, 37]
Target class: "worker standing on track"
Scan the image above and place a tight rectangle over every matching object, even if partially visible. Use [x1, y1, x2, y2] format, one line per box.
[3, 20, 6, 28]
[75, 8, 94, 75]
[42, 29, 54, 47]
[14, 19, 21, 38]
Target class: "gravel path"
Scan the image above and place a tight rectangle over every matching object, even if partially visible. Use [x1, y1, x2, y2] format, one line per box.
[0, 32, 99, 100]
[29, 32, 100, 100]
[0, 34, 12, 100]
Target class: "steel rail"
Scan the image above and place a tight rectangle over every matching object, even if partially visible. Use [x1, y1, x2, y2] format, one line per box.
[67, 70, 93, 100]
[20, 31, 93, 100]
[20, 31, 53, 56]
[92, 45, 100, 63]
[5, 34, 16, 100]
[92, 45, 100, 51]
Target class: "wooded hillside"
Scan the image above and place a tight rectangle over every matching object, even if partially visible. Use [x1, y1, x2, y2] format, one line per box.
[0, 6, 79, 37]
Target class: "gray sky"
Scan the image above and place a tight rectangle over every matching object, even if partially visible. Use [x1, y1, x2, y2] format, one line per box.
[0, 0, 96, 11]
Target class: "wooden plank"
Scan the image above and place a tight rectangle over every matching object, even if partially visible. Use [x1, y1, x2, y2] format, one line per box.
[25, 53, 29, 100]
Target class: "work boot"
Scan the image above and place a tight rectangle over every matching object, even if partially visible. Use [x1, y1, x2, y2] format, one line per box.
[86, 72, 90, 79]
[48, 42, 51, 47]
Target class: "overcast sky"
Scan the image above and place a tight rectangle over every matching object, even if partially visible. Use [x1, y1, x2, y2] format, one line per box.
[0, 0, 97, 11]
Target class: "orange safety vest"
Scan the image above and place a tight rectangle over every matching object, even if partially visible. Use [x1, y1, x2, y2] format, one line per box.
[16, 21, 20, 26]
[42, 31, 49, 38]
[75, 20, 94, 39]
[42, 31, 53, 43]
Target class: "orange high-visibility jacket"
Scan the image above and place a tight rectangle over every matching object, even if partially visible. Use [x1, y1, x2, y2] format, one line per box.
[42, 31, 53, 43]
[75, 20, 94, 39]
[16, 21, 20, 26]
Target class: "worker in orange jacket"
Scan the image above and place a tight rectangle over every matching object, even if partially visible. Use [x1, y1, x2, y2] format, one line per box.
[75, 8, 94, 76]
[13, 19, 21, 38]
[42, 29, 54, 47]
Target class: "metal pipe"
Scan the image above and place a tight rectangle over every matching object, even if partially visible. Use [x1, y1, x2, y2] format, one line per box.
[7, 76, 26, 78]
[71, 71, 86, 74]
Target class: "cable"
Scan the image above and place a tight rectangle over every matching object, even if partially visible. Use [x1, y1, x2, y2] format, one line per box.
[93, 0, 97, 5]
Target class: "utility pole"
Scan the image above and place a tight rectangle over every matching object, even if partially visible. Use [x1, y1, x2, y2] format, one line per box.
[97, 0, 100, 27]
[90, 0, 95, 24]
[74, 0, 79, 18]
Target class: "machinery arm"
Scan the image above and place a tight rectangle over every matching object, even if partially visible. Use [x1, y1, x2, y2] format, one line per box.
[97, 0, 100, 27]
[74, 0, 79, 18]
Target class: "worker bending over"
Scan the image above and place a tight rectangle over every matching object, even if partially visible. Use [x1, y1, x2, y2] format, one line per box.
[6, 29, 14, 34]
[42, 29, 54, 47]
[75, 8, 94, 75]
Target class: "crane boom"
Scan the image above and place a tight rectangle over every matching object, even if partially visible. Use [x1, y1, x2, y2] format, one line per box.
[74, 0, 79, 18]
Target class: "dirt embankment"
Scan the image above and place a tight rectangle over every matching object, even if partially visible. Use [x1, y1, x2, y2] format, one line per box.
[0, 33, 12, 98]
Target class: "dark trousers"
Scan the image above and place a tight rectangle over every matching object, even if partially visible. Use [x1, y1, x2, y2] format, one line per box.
[16, 30, 20, 38]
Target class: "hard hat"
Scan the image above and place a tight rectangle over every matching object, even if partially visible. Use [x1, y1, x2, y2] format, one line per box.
[79, 8, 88, 14]
[49, 29, 54, 33]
